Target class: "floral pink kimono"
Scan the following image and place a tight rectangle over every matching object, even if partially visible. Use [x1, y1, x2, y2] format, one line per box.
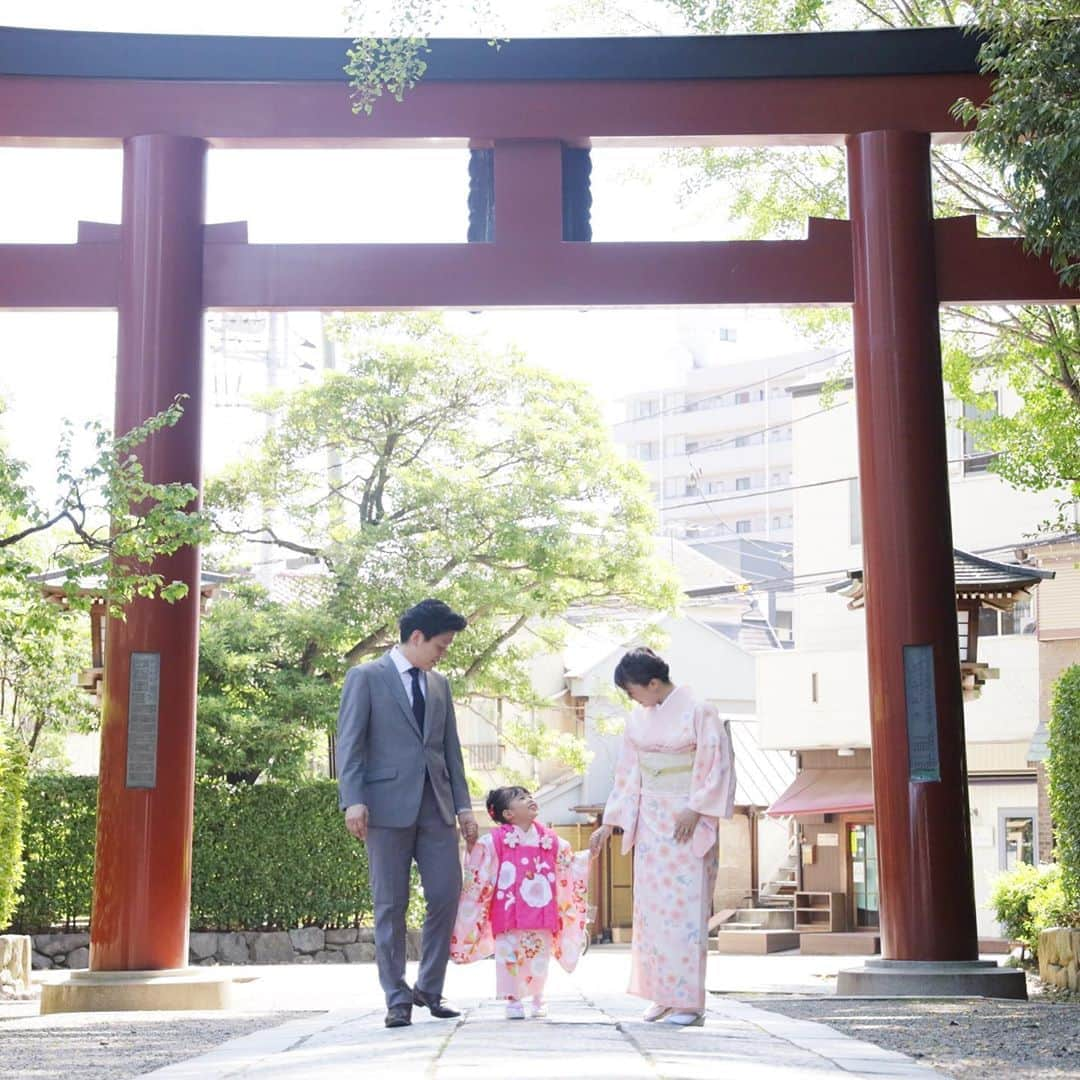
[603, 685, 736, 1013]
[450, 822, 590, 1003]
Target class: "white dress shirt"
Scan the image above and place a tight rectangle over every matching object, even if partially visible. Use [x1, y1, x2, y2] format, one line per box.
[387, 647, 472, 817]
[390, 645, 426, 706]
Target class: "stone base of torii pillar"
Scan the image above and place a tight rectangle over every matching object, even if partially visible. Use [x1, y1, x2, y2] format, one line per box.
[40, 967, 233, 1015]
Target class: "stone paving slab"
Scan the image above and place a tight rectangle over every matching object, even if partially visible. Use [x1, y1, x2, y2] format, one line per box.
[137, 971, 946, 1080]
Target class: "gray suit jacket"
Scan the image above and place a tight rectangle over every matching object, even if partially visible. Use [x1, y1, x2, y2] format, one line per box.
[336, 652, 470, 828]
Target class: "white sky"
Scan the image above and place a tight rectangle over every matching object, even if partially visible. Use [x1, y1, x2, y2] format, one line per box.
[0, 1, 835, 498]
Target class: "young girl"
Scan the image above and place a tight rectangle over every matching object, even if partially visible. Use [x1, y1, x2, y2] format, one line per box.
[450, 786, 591, 1019]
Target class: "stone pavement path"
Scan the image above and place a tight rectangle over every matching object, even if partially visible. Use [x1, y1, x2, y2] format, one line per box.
[141, 986, 944, 1080]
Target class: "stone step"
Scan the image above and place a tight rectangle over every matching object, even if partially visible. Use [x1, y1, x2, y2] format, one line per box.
[732, 908, 796, 930]
[712, 930, 800, 955]
[799, 932, 881, 956]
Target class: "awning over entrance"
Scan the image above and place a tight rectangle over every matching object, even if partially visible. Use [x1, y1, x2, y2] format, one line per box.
[766, 769, 874, 817]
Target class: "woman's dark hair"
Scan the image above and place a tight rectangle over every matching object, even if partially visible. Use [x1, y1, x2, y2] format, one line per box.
[399, 598, 468, 642]
[613, 647, 671, 691]
[485, 785, 530, 824]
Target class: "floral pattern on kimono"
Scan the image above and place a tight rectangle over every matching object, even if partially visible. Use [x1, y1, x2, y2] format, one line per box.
[601, 685, 736, 1013]
[450, 827, 591, 975]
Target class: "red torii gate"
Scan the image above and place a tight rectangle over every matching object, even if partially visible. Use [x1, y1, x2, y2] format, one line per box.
[1, 24, 1074, 999]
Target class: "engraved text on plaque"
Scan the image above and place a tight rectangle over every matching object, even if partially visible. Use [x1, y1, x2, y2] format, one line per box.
[903, 643, 940, 783]
[126, 651, 161, 789]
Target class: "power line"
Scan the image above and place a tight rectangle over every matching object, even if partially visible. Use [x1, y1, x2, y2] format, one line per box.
[655, 452, 993, 518]
[613, 348, 851, 429]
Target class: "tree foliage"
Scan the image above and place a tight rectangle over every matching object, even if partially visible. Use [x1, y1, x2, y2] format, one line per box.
[956, 4, 1080, 289]
[0, 398, 210, 613]
[197, 582, 341, 784]
[208, 313, 677, 768]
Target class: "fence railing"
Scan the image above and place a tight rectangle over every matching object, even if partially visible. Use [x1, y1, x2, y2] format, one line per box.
[463, 743, 503, 769]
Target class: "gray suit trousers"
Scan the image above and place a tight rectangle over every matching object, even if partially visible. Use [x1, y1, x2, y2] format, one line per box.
[365, 778, 462, 1008]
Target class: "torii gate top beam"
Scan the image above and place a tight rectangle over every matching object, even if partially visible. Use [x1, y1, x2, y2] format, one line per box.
[0, 25, 1074, 311]
[0, 25, 985, 147]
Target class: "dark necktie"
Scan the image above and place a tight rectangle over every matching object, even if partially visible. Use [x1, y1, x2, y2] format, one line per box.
[408, 667, 425, 734]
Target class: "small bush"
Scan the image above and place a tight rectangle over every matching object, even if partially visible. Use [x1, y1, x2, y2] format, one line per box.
[990, 863, 1072, 960]
[0, 733, 28, 927]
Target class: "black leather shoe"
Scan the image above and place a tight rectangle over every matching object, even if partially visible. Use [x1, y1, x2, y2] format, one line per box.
[412, 988, 461, 1018]
[385, 1003, 412, 1028]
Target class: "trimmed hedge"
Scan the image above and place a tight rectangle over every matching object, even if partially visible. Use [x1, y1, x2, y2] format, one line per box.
[9, 775, 390, 933]
[14, 772, 95, 932]
[190, 779, 372, 931]
[1049, 665, 1080, 912]
[0, 733, 28, 927]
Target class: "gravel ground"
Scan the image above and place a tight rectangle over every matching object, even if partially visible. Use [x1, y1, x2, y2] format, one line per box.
[0, 1007, 313, 1080]
[750, 985, 1080, 1079]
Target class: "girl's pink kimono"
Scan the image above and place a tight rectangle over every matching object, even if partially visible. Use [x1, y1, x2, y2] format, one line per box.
[603, 685, 736, 1013]
[450, 821, 590, 1002]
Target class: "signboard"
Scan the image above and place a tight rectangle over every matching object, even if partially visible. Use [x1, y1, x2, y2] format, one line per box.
[852, 861, 866, 884]
[817, 832, 839, 847]
[126, 651, 161, 789]
[903, 644, 941, 783]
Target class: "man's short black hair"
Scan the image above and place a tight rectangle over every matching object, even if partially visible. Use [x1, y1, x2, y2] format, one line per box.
[613, 647, 671, 691]
[399, 598, 468, 642]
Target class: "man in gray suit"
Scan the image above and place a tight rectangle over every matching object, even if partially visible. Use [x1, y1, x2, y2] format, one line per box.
[337, 599, 478, 1028]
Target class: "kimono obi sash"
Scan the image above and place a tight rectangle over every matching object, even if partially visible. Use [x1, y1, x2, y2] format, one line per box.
[489, 823, 560, 936]
[638, 749, 695, 796]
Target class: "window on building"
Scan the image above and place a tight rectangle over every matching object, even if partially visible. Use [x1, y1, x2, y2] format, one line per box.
[772, 515, 783, 529]
[734, 432, 763, 448]
[704, 479, 724, 495]
[665, 435, 685, 457]
[633, 398, 660, 419]
[998, 809, 1036, 871]
[717, 327, 738, 342]
[769, 425, 793, 442]
[735, 519, 752, 534]
[633, 441, 658, 461]
[963, 394, 999, 474]
[664, 477, 686, 498]
[735, 391, 751, 405]
[735, 476, 752, 491]
[979, 596, 1034, 637]
[850, 477, 862, 545]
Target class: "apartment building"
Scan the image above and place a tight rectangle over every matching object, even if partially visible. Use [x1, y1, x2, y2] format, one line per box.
[614, 346, 839, 545]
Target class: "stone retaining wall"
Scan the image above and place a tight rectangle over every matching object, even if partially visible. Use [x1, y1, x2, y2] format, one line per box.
[1039, 926, 1080, 991]
[29, 927, 418, 969]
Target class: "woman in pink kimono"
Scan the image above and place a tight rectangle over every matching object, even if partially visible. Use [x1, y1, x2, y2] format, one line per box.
[589, 648, 736, 1027]
[451, 786, 591, 1019]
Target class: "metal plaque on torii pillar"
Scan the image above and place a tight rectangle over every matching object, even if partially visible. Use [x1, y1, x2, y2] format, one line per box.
[903, 644, 941, 783]
[125, 652, 161, 789]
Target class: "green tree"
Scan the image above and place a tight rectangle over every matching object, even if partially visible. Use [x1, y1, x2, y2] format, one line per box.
[1, 398, 210, 612]
[0, 398, 210, 765]
[956, 4, 1080, 290]
[209, 313, 677, 766]
[0, 583, 96, 767]
[197, 582, 341, 783]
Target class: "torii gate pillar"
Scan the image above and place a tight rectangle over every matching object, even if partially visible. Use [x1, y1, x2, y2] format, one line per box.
[839, 130, 1023, 996]
[90, 135, 207, 974]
